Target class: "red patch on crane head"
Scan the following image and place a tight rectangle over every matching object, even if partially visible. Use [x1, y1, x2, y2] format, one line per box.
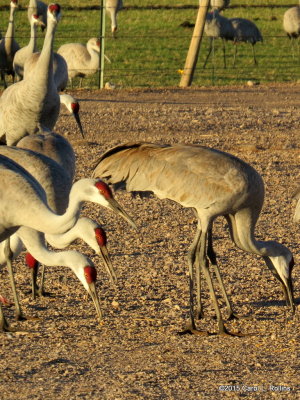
[33, 14, 39, 19]
[12, 0, 18, 5]
[71, 102, 79, 114]
[95, 180, 113, 200]
[95, 227, 107, 247]
[96, 39, 101, 47]
[25, 253, 39, 269]
[84, 266, 97, 284]
[49, 3, 60, 14]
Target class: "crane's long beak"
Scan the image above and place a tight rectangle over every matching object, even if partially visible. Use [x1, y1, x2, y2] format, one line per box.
[72, 112, 85, 139]
[104, 54, 112, 63]
[106, 198, 137, 230]
[283, 276, 295, 313]
[99, 245, 117, 285]
[88, 282, 103, 323]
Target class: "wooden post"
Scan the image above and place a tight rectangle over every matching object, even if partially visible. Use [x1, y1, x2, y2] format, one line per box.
[98, 0, 106, 89]
[179, 0, 210, 87]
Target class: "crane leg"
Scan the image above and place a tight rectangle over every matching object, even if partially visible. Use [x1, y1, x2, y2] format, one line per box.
[37, 265, 46, 297]
[186, 224, 202, 330]
[233, 43, 238, 67]
[0, 303, 10, 332]
[4, 238, 25, 321]
[31, 262, 40, 300]
[222, 39, 227, 69]
[198, 227, 232, 335]
[252, 44, 258, 65]
[206, 230, 238, 320]
[203, 39, 213, 69]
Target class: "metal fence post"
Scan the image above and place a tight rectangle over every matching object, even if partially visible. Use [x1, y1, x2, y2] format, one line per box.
[99, 0, 106, 89]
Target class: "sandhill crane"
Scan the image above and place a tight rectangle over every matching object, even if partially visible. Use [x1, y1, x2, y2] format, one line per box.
[0, 229, 103, 331]
[27, 0, 47, 30]
[57, 38, 105, 88]
[283, 3, 300, 57]
[106, 0, 123, 37]
[229, 17, 263, 66]
[93, 142, 295, 335]
[0, 4, 61, 146]
[0, 143, 135, 298]
[0, 0, 20, 88]
[13, 14, 45, 80]
[59, 93, 84, 138]
[209, 0, 230, 11]
[203, 10, 234, 68]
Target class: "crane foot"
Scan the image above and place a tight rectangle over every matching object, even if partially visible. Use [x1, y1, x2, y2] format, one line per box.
[227, 312, 239, 321]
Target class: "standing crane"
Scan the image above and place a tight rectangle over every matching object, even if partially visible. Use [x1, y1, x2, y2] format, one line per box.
[203, 10, 234, 68]
[13, 14, 45, 80]
[93, 142, 295, 335]
[0, 0, 20, 88]
[229, 17, 263, 66]
[27, 0, 47, 30]
[283, 3, 300, 57]
[57, 38, 108, 88]
[106, 0, 123, 37]
[0, 4, 62, 146]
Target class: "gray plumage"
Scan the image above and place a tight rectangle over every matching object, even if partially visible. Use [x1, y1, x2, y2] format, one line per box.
[229, 17, 263, 65]
[0, 4, 61, 146]
[57, 38, 101, 88]
[93, 142, 295, 334]
[27, 0, 47, 31]
[203, 10, 235, 68]
[106, 0, 123, 37]
[0, 0, 20, 88]
[13, 14, 44, 80]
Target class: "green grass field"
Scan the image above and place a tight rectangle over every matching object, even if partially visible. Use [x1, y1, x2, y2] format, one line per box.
[0, 1, 299, 88]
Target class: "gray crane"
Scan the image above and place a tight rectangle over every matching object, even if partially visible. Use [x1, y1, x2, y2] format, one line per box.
[13, 14, 45, 80]
[59, 94, 84, 138]
[0, 0, 20, 88]
[27, 0, 47, 31]
[57, 38, 109, 88]
[93, 142, 295, 335]
[106, 0, 123, 37]
[0, 4, 61, 146]
[229, 17, 263, 66]
[283, 3, 300, 57]
[203, 10, 234, 68]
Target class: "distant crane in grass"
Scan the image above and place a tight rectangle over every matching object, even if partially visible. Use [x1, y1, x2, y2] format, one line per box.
[93, 142, 295, 335]
[57, 38, 110, 88]
[106, 0, 123, 37]
[203, 10, 234, 68]
[229, 17, 263, 66]
[0, 0, 20, 88]
[283, 3, 300, 58]
[27, 0, 47, 31]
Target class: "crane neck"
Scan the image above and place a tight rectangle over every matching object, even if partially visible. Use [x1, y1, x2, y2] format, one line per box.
[28, 23, 39, 53]
[37, 18, 58, 82]
[4, 5, 16, 53]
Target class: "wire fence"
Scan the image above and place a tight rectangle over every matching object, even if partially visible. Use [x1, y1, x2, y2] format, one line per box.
[1, 2, 299, 89]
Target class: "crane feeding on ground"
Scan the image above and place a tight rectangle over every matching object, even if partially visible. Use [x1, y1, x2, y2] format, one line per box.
[93, 142, 295, 335]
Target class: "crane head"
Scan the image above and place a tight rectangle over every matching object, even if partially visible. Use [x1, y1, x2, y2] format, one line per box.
[48, 3, 61, 23]
[72, 264, 103, 323]
[32, 14, 46, 29]
[263, 247, 295, 313]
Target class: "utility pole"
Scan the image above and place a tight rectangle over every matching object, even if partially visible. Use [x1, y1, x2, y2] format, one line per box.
[179, 0, 210, 87]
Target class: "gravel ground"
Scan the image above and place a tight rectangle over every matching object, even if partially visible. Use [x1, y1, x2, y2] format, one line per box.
[0, 83, 299, 399]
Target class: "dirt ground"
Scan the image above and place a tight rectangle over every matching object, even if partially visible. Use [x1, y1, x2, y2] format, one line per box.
[0, 83, 299, 399]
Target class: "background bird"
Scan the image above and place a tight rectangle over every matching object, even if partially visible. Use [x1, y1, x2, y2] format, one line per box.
[57, 37, 110, 88]
[229, 17, 263, 66]
[283, 3, 300, 58]
[27, 0, 47, 30]
[0, 3, 62, 146]
[0, 0, 20, 88]
[93, 142, 295, 335]
[106, 0, 123, 37]
[203, 10, 234, 68]
[13, 13, 45, 80]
